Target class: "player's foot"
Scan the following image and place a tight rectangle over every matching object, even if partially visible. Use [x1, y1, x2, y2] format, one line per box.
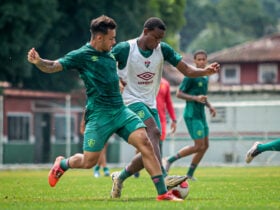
[94, 170, 100, 178]
[48, 156, 65, 187]
[111, 171, 123, 198]
[246, 141, 262, 163]
[104, 168, 110, 177]
[162, 158, 172, 172]
[165, 175, 188, 190]
[157, 190, 183, 201]
[187, 175, 197, 181]
[134, 172, 140, 178]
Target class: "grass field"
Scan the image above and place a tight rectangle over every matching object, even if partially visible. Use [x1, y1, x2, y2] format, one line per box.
[0, 166, 279, 210]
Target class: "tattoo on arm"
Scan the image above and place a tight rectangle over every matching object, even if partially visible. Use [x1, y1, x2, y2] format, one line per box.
[36, 59, 63, 73]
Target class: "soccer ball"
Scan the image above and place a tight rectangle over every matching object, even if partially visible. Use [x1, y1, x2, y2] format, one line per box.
[171, 181, 189, 199]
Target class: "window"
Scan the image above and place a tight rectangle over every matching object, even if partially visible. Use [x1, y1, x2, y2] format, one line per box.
[8, 113, 31, 141]
[221, 65, 240, 84]
[210, 107, 226, 123]
[258, 64, 278, 84]
[54, 114, 75, 142]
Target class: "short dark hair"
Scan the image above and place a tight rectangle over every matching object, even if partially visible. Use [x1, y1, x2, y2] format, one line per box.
[90, 15, 117, 35]
[144, 17, 166, 31]
[193, 50, 207, 59]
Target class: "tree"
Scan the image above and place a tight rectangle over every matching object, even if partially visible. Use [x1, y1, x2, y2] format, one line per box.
[0, 0, 60, 87]
[180, 0, 279, 53]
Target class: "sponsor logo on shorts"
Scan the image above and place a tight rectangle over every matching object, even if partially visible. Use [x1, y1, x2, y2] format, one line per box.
[198, 81, 203, 87]
[87, 139, 96, 148]
[197, 130, 203, 136]
[137, 110, 145, 119]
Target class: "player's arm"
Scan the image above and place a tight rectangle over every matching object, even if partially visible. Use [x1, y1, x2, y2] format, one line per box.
[27, 48, 63, 73]
[205, 100, 216, 117]
[176, 61, 220, 78]
[176, 89, 207, 104]
[161, 42, 220, 78]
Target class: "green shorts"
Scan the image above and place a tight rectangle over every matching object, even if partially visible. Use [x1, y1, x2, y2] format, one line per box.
[83, 105, 146, 152]
[184, 117, 209, 140]
[128, 102, 161, 130]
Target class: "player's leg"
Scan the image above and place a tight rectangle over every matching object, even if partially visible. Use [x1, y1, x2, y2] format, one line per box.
[246, 138, 280, 163]
[129, 128, 182, 201]
[101, 143, 110, 176]
[164, 119, 205, 172]
[186, 122, 209, 179]
[186, 136, 209, 180]
[111, 107, 182, 201]
[49, 151, 101, 187]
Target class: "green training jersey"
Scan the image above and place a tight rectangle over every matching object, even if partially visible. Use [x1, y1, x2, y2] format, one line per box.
[59, 43, 123, 110]
[179, 76, 209, 119]
[111, 40, 182, 69]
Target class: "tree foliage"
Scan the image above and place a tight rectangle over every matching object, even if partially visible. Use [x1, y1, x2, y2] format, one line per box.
[180, 0, 280, 53]
[0, 0, 186, 91]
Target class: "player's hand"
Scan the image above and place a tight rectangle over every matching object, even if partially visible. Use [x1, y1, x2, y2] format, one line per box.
[27, 48, 41, 64]
[194, 95, 207, 104]
[209, 107, 216, 117]
[170, 121, 177, 134]
[205, 62, 220, 75]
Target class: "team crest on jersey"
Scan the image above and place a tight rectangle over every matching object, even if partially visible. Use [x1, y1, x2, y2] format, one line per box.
[137, 72, 155, 80]
[91, 56, 99, 62]
[144, 60, 151, 68]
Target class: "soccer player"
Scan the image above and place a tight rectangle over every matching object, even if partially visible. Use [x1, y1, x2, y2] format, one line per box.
[163, 50, 216, 181]
[110, 18, 220, 198]
[245, 139, 280, 163]
[27, 15, 182, 201]
[156, 78, 177, 155]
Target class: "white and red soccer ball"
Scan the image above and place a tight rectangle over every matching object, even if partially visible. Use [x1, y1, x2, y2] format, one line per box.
[171, 181, 190, 199]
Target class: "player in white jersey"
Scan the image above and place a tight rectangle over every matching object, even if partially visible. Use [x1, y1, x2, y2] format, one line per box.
[110, 17, 220, 198]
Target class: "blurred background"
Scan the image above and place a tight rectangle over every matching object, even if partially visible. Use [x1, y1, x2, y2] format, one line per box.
[0, 0, 280, 167]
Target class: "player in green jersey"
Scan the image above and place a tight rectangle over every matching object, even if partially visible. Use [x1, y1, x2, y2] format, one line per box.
[163, 50, 216, 181]
[110, 17, 219, 197]
[27, 15, 182, 201]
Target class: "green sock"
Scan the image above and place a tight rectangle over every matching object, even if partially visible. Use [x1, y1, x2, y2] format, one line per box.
[94, 165, 100, 171]
[119, 168, 132, 181]
[258, 139, 280, 152]
[187, 163, 197, 177]
[60, 159, 69, 171]
[103, 167, 109, 173]
[161, 166, 167, 177]
[168, 153, 181, 164]
[151, 175, 167, 195]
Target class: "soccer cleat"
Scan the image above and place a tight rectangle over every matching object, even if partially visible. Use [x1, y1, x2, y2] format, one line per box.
[187, 175, 197, 181]
[165, 175, 188, 190]
[134, 172, 140, 178]
[246, 142, 262, 163]
[157, 190, 183, 201]
[111, 171, 123, 198]
[103, 168, 110, 177]
[48, 156, 65, 187]
[94, 170, 100, 178]
[162, 158, 172, 172]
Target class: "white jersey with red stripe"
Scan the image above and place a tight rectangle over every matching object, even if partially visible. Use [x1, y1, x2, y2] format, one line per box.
[118, 38, 164, 109]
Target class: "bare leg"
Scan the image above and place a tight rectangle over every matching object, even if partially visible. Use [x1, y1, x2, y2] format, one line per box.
[125, 118, 161, 173]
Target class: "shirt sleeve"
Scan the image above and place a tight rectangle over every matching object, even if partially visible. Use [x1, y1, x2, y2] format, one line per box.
[179, 77, 191, 93]
[111, 41, 130, 70]
[58, 49, 82, 71]
[160, 42, 182, 67]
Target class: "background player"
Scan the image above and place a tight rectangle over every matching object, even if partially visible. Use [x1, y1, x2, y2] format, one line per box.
[163, 50, 216, 180]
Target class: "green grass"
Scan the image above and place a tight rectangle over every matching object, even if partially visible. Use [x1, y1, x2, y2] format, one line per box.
[0, 166, 279, 210]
